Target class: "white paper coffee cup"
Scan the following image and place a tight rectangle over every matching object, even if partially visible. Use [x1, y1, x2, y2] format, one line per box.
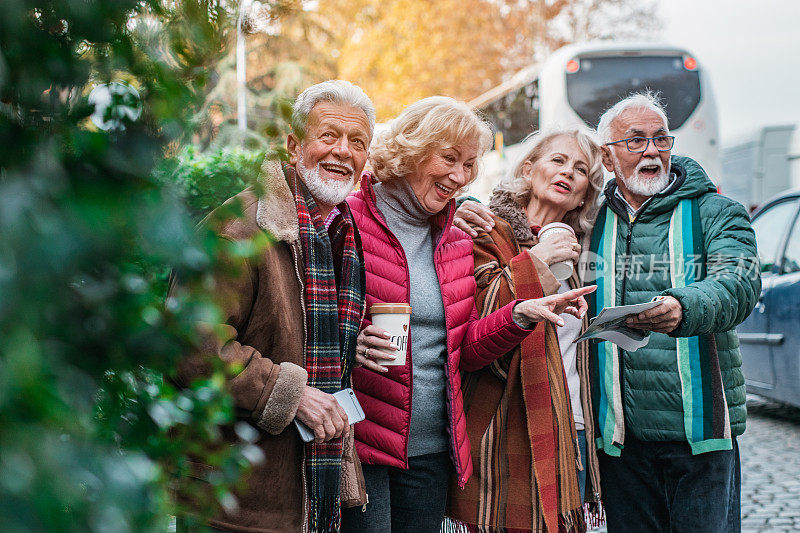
[369, 303, 411, 366]
[537, 222, 576, 281]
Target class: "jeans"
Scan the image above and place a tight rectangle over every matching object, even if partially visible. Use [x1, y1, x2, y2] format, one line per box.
[341, 451, 451, 533]
[598, 436, 741, 533]
[576, 429, 587, 505]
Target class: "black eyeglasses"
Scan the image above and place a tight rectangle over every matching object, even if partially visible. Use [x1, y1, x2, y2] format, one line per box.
[604, 135, 675, 153]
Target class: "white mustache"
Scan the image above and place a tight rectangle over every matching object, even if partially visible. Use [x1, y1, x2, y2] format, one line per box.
[320, 160, 354, 174]
[635, 157, 664, 173]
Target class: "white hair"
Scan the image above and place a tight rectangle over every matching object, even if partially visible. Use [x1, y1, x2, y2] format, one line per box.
[596, 91, 669, 144]
[291, 80, 376, 139]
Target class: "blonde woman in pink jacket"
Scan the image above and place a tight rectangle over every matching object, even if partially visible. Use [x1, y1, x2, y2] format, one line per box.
[342, 96, 594, 533]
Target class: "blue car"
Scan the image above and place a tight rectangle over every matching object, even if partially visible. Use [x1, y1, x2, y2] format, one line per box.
[737, 188, 800, 407]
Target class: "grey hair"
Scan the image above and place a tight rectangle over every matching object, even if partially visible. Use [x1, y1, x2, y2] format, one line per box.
[492, 129, 605, 235]
[291, 80, 376, 139]
[596, 91, 669, 144]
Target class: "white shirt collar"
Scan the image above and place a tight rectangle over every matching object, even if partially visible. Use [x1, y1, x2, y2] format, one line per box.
[323, 206, 341, 229]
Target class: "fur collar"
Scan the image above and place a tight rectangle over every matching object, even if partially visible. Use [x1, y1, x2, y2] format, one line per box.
[488, 190, 535, 242]
[256, 159, 300, 243]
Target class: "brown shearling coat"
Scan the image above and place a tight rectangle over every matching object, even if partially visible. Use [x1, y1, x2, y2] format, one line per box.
[174, 160, 365, 532]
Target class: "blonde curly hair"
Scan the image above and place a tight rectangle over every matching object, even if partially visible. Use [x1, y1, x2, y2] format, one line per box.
[369, 96, 492, 189]
[493, 129, 605, 235]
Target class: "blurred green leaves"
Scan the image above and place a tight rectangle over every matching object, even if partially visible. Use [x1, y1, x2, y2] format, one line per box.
[0, 0, 269, 529]
[160, 145, 267, 222]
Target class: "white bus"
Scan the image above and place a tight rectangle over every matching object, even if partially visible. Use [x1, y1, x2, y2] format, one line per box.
[468, 42, 721, 201]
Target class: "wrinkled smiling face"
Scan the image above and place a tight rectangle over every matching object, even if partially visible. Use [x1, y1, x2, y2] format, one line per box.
[288, 102, 371, 208]
[407, 141, 479, 214]
[602, 107, 672, 199]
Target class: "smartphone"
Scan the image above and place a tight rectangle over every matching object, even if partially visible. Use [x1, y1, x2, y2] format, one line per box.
[293, 388, 366, 443]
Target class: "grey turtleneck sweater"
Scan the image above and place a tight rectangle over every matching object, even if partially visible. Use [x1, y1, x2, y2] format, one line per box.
[373, 179, 449, 456]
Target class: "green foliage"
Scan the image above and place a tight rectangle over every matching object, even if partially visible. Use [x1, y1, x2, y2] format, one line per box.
[161, 145, 267, 222]
[0, 1, 269, 530]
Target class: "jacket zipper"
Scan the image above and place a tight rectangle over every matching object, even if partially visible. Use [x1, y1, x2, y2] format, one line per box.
[429, 203, 464, 485]
[434, 248, 464, 487]
[364, 187, 416, 468]
[619, 217, 636, 306]
[617, 217, 636, 435]
[290, 241, 309, 533]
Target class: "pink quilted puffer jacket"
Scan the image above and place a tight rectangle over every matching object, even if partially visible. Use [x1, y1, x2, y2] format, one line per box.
[346, 175, 533, 487]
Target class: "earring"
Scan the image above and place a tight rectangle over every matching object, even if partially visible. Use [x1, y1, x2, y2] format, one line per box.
[580, 201, 585, 207]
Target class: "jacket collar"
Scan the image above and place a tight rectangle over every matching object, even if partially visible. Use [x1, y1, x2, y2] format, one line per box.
[256, 159, 299, 243]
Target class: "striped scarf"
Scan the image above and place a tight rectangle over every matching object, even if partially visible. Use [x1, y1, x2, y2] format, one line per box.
[448, 217, 584, 532]
[588, 198, 732, 457]
[289, 167, 365, 532]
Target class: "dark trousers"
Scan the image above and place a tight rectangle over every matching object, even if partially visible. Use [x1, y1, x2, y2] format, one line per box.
[576, 429, 587, 505]
[341, 451, 451, 533]
[598, 436, 740, 533]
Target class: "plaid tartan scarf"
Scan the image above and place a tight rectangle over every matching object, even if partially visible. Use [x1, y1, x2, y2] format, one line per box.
[588, 198, 731, 457]
[289, 166, 365, 532]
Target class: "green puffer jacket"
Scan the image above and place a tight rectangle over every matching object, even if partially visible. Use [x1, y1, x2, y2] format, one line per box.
[597, 155, 760, 442]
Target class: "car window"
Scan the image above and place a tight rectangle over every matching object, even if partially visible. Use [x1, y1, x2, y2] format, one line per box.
[782, 208, 800, 274]
[751, 199, 798, 273]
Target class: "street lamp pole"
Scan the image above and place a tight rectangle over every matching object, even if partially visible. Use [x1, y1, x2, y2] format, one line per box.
[237, 0, 252, 144]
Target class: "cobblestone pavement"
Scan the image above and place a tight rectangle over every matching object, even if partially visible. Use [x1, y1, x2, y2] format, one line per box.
[739, 395, 800, 532]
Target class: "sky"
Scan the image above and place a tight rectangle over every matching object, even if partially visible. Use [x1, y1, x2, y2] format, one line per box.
[659, 0, 800, 146]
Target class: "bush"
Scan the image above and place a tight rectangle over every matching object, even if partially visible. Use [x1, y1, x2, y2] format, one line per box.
[0, 1, 267, 529]
[162, 145, 267, 222]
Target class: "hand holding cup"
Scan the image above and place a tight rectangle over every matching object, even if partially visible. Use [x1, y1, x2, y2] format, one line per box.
[355, 325, 399, 373]
[534, 223, 579, 280]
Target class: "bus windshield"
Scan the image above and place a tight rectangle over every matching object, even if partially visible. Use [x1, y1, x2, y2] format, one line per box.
[565, 55, 701, 129]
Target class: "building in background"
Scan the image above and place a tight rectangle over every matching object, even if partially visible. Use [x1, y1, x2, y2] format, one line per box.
[721, 125, 798, 211]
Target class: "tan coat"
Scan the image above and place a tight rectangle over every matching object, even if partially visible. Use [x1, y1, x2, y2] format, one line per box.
[173, 161, 365, 532]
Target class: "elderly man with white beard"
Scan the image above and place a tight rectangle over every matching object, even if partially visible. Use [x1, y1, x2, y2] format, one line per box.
[586, 92, 760, 532]
[173, 80, 374, 532]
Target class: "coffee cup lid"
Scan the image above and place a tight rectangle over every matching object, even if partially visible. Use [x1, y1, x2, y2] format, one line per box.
[370, 303, 412, 314]
[537, 222, 575, 237]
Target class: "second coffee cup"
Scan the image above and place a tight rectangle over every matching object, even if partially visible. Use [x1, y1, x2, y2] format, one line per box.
[537, 222, 576, 281]
[369, 303, 412, 366]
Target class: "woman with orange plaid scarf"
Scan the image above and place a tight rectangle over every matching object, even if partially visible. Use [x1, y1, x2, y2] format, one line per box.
[448, 129, 605, 532]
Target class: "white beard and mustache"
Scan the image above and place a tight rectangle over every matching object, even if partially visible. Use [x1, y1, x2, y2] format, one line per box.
[296, 154, 356, 208]
[612, 154, 671, 197]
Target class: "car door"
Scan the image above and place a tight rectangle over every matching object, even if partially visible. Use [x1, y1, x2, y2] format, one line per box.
[763, 205, 800, 406]
[737, 197, 799, 390]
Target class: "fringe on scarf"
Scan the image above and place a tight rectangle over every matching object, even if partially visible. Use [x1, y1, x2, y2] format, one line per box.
[583, 500, 605, 530]
[442, 507, 587, 533]
[308, 496, 341, 533]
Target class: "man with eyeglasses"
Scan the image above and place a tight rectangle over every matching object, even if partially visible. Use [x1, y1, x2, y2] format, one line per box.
[588, 92, 760, 532]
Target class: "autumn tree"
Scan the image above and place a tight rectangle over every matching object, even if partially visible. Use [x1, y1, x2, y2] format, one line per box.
[313, 0, 514, 117]
[314, 0, 660, 118]
[190, 0, 660, 142]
